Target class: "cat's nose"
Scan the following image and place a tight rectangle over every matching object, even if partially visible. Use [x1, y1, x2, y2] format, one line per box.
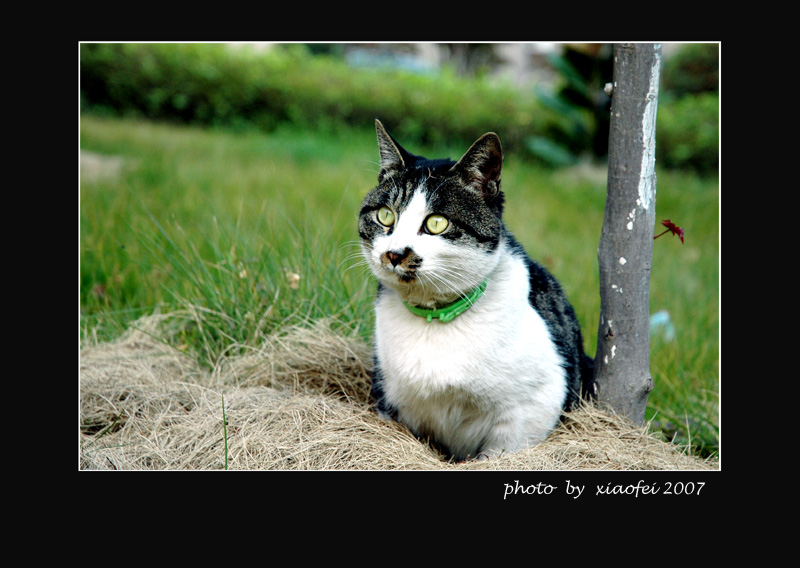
[385, 249, 409, 267]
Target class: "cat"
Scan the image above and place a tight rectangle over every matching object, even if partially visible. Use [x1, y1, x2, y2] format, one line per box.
[358, 119, 593, 462]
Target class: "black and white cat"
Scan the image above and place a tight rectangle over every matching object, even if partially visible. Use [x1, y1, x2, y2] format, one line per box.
[359, 119, 593, 461]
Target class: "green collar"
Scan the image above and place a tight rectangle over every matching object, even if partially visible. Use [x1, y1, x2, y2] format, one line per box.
[403, 280, 488, 323]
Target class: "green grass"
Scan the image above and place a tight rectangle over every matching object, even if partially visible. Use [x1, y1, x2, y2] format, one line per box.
[80, 116, 376, 357]
[79, 115, 719, 458]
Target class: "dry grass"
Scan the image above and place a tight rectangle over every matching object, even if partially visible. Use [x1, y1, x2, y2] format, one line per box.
[79, 315, 718, 471]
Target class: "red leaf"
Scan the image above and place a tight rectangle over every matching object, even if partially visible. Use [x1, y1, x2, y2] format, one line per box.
[654, 219, 684, 243]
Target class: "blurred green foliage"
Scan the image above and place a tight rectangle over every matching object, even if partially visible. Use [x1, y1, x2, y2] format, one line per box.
[80, 43, 551, 157]
[80, 42, 718, 174]
[657, 91, 719, 173]
[661, 43, 719, 97]
[658, 43, 719, 173]
[528, 44, 613, 166]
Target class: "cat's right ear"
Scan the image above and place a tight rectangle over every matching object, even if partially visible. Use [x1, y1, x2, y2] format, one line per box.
[451, 132, 503, 200]
[376, 119, 409, 183]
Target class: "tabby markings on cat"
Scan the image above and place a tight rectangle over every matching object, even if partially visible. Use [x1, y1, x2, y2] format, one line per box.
[358, 119, 593, 462]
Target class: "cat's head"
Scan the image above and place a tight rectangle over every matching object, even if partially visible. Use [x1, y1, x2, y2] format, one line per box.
[359, 119, 506, 308]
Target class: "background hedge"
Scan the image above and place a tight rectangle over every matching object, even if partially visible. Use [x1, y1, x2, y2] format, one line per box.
[80, 43, 718, 173]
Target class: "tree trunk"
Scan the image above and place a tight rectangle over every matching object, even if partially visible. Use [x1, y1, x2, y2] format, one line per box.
[593, 43, 661, 425]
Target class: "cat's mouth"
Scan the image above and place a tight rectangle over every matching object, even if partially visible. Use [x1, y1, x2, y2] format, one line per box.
[392, 270, 416, 283]
[379, 248, 422, 283]
[381, 263, 418, 285]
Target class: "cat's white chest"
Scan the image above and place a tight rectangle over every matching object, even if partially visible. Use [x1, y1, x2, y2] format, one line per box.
[373, 252, 568, 459]
[376, 301, 496, 393]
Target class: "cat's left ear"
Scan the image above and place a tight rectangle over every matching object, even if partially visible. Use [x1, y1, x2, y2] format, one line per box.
[451, 133, 503, 199]
[375, 119, 413, 183]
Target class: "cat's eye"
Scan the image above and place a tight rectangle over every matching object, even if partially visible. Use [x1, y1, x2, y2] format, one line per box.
[425, 214, 449, 235]
[377, 206, 395, 227]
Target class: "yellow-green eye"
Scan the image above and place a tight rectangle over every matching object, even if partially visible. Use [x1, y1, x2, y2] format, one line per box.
[377, 206, 395, 227]
[425, 214, 449, 235]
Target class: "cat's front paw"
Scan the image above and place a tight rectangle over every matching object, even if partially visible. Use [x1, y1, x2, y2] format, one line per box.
[375, 408, 394, 421]
[455, 450, 500, 463]
[475, 448, 506, 462]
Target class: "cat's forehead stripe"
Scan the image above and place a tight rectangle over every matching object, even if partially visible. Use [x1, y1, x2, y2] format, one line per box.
[395, 186, 428, 223]
[391, 181, 428, 213]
